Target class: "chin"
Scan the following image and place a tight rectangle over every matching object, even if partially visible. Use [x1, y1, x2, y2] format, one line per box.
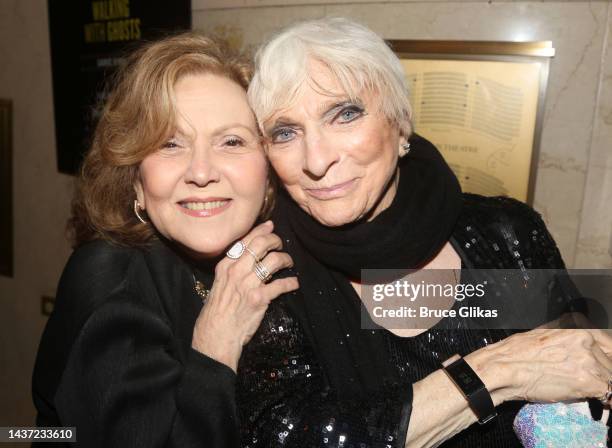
[178, 238, 229, 259]
[310, 206, 363, 228]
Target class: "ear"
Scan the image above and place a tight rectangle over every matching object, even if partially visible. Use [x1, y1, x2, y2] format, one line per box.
[133, 174, 146, 210]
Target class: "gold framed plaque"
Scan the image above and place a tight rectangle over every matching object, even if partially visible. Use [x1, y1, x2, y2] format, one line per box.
[388, 40, 555, 204]
[0, 99, 13, 277]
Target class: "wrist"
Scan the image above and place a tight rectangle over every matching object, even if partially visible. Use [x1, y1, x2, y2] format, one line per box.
[192, 327, 241, 373]
[464, 344, 518, 405]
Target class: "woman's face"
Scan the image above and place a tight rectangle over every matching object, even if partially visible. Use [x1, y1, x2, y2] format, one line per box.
[262, 60, 405, 227]
[135, 73, 268, 258]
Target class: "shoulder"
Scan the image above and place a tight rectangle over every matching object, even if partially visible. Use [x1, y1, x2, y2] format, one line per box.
[59, 240, 142, 301]
[454, 193, 565, 268]
[459, 193, 545, 231]
[54, 239, 171, 321]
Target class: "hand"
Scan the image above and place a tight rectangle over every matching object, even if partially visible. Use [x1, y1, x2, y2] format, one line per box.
[191, 221, 299, 372]
[481, 328, 612, 404]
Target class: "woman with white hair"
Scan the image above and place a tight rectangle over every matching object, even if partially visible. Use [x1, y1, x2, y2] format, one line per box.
[236, 17, 612, 447]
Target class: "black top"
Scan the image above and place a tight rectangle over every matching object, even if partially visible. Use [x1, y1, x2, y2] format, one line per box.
[32, 193, 578, 448]
[32, 239, 237, 447]
[236, 193, 579, 448]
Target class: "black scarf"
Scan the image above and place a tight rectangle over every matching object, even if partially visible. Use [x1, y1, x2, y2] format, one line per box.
[274, 134, 462, 397]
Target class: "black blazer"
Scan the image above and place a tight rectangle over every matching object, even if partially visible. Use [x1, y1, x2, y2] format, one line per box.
[32, 239, 238, 447]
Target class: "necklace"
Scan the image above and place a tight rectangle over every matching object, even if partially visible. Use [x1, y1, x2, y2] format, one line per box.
[192, 274, 210, 303]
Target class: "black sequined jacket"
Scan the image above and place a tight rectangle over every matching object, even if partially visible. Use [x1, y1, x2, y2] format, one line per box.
[236, 193, 576, 448]
[31, 194, 572, 448]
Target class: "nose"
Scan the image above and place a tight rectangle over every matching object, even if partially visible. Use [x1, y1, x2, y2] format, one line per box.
[183, 145, 220, 187]
[302, 129, 339, 178]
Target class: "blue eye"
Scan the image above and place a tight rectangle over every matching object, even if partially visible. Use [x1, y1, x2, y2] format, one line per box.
[337, 106, 363, 123]
[271, 128, 296, 144]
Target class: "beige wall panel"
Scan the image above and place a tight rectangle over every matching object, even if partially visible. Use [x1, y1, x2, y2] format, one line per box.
[576, 3, 612, 268]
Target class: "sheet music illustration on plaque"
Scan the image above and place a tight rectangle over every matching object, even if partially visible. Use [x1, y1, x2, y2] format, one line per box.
[389, 40, 554, 204]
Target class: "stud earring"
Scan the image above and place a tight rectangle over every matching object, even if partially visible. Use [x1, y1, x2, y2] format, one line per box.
[399, 142, 411, 158]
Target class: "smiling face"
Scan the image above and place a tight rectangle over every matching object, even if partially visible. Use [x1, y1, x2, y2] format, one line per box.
[135, 73, 268, 258]
[263, 60, 406, 227]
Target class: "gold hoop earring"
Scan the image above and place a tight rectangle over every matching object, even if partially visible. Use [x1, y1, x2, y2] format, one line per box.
[133, 200, 147, 224]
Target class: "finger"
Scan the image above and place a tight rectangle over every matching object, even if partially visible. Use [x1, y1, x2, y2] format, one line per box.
[243, 252, 294, 287]
[591, 329, 612, 356]
[592, 342, 612, 374]
[245, 233, 283, 261]
[259, 252, 294, 274]
[259, 277, 300, 302]
[239, 220, 274, 247]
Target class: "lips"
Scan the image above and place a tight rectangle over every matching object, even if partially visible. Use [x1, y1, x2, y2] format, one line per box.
[304, 178, 359, 200]
[177, 198, 232, 217]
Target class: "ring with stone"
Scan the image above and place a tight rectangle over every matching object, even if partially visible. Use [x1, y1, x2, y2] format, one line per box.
[600, 378, 612, 404]
[226, 240, 246, 259]
[253, 260, 272, 283]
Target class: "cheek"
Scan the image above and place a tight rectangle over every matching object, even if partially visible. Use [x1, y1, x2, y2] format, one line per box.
[140, 158, 182, 204]
[226, 154, 269, 199]
[269, 151, 302, 186]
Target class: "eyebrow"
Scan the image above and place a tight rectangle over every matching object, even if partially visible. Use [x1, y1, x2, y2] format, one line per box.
[265, 97, 364, 136]
[212, 123, 258, 137]
[317, 97, 363, 116]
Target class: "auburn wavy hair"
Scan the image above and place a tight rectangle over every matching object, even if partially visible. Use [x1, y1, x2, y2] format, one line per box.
[69, 32, 269, 247]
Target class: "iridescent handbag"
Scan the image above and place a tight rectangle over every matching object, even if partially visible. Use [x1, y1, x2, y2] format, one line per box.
[514, 401, 609, 447]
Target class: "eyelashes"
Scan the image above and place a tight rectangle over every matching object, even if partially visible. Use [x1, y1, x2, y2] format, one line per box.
[269, 103, 366, 145]
[161, 138, 180, 149]
[335, 104, 364, 123]
[223, 137, 246, 147]
[159, 136, 248, 151]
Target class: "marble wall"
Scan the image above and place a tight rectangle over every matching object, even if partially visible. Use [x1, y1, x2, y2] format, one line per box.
[575, 4, 612, 267]
[193, 0, 612, 269]
[0, 0, 609, 432]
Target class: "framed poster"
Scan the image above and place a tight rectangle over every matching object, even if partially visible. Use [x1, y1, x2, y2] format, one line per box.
[0, 99, 13, 278]
[48, 0, 191, 174]
[388, 40, 555, 204]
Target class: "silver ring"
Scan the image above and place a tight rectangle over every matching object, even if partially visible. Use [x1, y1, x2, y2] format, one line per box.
[253, 261, 272, 283]
[245, 246, 260, 262]
[226, 240, 246, 259]
[600, 378, 612, 404]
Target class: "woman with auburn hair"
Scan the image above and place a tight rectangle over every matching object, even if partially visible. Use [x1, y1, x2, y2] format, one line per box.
[32, 33, 298, 447]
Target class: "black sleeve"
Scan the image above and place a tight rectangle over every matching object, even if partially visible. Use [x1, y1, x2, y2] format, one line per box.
[32, 242, 239, 448]
[498, 197, 588, 322]
[35, 294, 238, 448]
[244, 387, 411, 447]
[55, 296, 237, 448]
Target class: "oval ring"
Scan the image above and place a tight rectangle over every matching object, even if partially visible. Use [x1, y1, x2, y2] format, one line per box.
[226, 240, 246, 259]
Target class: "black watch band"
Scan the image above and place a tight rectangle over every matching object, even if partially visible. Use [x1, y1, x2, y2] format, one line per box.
[442, 355, 497, 425]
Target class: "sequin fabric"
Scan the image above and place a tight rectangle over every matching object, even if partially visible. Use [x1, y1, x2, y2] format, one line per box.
[238, 299, 407, 447]
[236, 194, 576, 447]
[513, 402, 608, 448]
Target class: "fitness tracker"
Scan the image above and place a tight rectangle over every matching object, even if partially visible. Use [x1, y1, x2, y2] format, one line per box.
[442, 354, 497, 425]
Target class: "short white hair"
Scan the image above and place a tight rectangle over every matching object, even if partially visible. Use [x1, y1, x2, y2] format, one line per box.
[248, 17, 413, 136]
